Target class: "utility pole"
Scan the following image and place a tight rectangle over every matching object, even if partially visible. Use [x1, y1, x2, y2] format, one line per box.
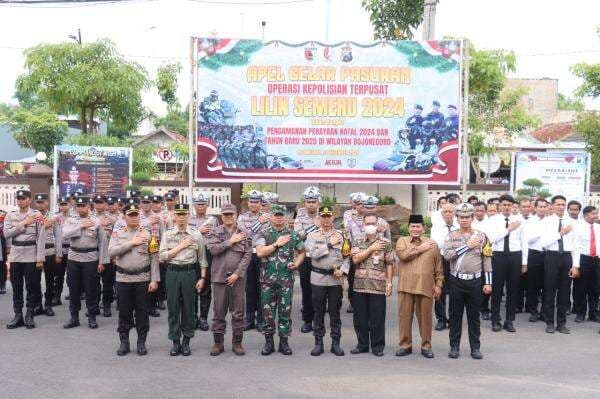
[411, 0, 438, 215]
[69, 28, 82, 45]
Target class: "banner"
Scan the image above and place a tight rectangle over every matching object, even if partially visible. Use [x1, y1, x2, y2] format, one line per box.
[54, 145, 132, 198]
[194, 38, 462, 183]
[511, 151, 590, 204]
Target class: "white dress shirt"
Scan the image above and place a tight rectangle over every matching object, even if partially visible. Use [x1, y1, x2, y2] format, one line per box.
[472, 217, 488, 233]
[540, 213, 580, 267]
[486, 213, 529, 263]
[430, 220, 458, 253]
[575, 220, 600, 257]
[524, 215, 546, 252]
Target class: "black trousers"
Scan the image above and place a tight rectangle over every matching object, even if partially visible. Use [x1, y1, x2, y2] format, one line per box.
[0, 260, 7, 287]
[197, 249, 212, 319]
[347, 260, 356, 306]
[10, 262, 37, 313]
[352, 291, 386, 352]
[156, 263, 167, 302]
[435, 258, 450, 322]
[300, 257, 314, 323]
[544, 251, 572, 326]
[516, 272, 528, 312]
[526, 250, 545, 315]
[481, 293, 491, 313]
[572, 255, 600, 318]
[491, 251, 522, 323]
[31, 261, 43, 310]
[100, 262, 115, 307]
[116, 281, 150, 336]
[54, 253, 68, 300]
[245, 253, 264, 324]
[449, 275, 482, 350]
[43, 255, 57, 306]
[67, 260, 100, 316]
[312, 284, 342, 339]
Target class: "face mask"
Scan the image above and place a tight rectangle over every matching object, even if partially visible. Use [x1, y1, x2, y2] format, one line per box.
[364, 225, 377, 235]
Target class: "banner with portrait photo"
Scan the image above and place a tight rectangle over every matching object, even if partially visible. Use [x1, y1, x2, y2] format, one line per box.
[54, 145, 132, 198]
[194, 38, 463, 184]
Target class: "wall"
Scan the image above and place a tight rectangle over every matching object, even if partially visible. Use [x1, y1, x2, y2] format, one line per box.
[505, 78, 558, 126]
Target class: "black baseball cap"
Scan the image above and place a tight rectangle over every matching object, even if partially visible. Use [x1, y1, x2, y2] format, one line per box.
[34, 193, 49, 201]
[16, 190, 31, 199]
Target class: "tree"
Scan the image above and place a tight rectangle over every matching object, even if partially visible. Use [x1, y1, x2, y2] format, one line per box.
[516, 178, 551, 199]
[558, 93, 584, 111]
[1, 106, 68, 157]
[154, 106, 189, 136]
[156, 63, 182, 109]
[16, 39, 150, 134]
[572, 63, 600, 98]
[574, 111, 600, 183]
[362, 0, 425, 40]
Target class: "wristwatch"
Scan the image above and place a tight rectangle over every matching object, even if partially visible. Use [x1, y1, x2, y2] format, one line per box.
[273, 243, 279, 250]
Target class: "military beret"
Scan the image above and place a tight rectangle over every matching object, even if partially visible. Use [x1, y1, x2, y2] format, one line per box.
[93, 195, 107, 203]
[220, 203, 237, 214]
[174, 203, 189, 214]
[58, 196, 70, 204]
[34, 193, 48, 201]
[319, 206, 334, 217]
[456, 203, 475, 217]
[16, 190, 31, 199]
[193, 192, 210, 204]
[363, 195, 379, 208]
[271, 204, 287, 216]
[75, 196, 91, 205]
[246, 190, 263, 201]
[123, 203, 140, 215]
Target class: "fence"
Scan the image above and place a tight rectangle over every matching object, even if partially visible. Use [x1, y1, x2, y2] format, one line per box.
[0, 183, 31, 212]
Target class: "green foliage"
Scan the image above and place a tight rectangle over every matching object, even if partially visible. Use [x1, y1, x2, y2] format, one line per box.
[199, 40, 263, 71]
[516, 178, 551, 199]
[140, 189, 154, 197]
[0, 103, 16, 118]
[362, 0, 424, 40]
[154, 105, 189, 136]
[574, 111, 600, 183]
[558, 93, 584, 111]
[131, 171, 151, 183]
[378, 196, 396, 205]
[156, 63, 182, 108]
[16, 39, 150, 134]
[398, 216, 432, 237]
[66, 134, 125, 147]
[242, 183, 273, 198]
[572, 63, 600, 98]
[126, 184, 140, 192]
[132, 145, 158, 177]
[1, 106, 68, 156]
[320, 195, 337, 208]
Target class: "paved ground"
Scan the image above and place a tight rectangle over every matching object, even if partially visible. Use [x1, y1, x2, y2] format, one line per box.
[2, 280, 600, 399]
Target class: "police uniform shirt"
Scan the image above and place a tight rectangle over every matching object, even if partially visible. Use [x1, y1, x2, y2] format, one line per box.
[159, 226, 207, 268]
[42, 211, 62, 257]
[305, 229, 343, 286]
[108, 227, 160, 283]
[443, 229, 492, 285]
[189, 213, 218, 236]
[293, 207, 320, 241]
[237, 210, 267, 248]
[540, 214, 580, 266]
[62, 215, 110, 263]
[342, 209, 357, 231]
[140, 210, 165, 239]
[4, 207, 46, 263]
[345, 215, 391, 242]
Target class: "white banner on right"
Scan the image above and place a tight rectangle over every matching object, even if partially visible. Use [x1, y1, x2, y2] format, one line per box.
[511, 151, 591, 205]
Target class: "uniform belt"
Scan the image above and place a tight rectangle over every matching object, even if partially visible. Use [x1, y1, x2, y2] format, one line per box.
[70, 246, 98, 253]
[450, 271, 482, 280]
[45, 243, 54, 249]
[311, 266, 334, 275]
[581, 254, 598, 261]
[167, 263, 196, 272]
[12, 240, 36, 247]
[116, 265, 151, 275]
[492, 251, 522, 255]
[529, 249, 544, 255]
[546, 250, 571, 255]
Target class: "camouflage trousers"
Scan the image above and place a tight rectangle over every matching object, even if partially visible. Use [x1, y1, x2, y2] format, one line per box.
[261, 279, 294, 337]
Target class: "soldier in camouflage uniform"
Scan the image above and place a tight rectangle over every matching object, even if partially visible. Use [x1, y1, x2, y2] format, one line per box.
[189, 192, 219, 331]
[294, 186, 321, 333]
[256, 205, 306, 355]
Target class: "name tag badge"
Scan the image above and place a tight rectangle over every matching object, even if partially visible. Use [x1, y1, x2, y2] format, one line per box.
[373, 255, 380, 265]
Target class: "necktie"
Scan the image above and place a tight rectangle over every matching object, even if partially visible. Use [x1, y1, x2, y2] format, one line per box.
[558, 218, 564, 254]
[447, 225, 452, 232]
[504, 217, 510, 253]
[591, 224, 596, 257]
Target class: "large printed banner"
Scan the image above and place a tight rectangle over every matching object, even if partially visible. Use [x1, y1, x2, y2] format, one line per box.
[195, 38, 462, 183]
[511, 151, 589, 205]
[54, 145, 132, 198]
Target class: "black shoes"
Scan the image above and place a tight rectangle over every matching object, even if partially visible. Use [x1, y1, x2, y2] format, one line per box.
[0, 284, 6, 294]
[45, 305, 55, 317]
[196, 318, 209, 331]
[278, 336, 292, 355]
[88, 317, 98, 329]
[491, 322, 502, 332]
[395, 348, 412, 357]
[350, 346, 369, 354]
[33, 306, 44, 316]
[331, 339, 344, 356]
[103, 306, 112, 318]
[170, 340, 182, 356]
[24, 311, 35, 329]
[117, 332, 130, 356]
[137, 340, 147, 356]
[51, 297, 61, 307]
[346, 305, 353, 313]
[244, 321, 256, 331]
[574, 314, 585, 323]
[149, 308, 160, 318]
[372, 349, 384, 357]
[63, 315, 80, 329]
[310, 337, 324, 356]
[557, 325, 570, 334]
[181, 337, 191, 356]
[529, 313, 539, 323]
[7, 313, 24, 329]
[434, 320, 447, 331]
[480, 311, 491, 320]
[157, 300, 166, 310]
[261, 334, 275, 356]
[545, 323, 555, 334]
[503, 321, 516, 333]
[448, 347, 460, 359]
[421, 349, 434, 359]
[300, 322, 313, 333]
[470, 349, 483, 360]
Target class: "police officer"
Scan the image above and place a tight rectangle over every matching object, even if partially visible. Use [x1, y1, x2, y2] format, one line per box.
[342, 192, 364, 230]
[159, 203, 208, 357]
[256, 204, 305, 355]
[406, 104, 424, 148]
[94, 194, 118, 317]
[189, 192, 218, 330]
[294, 186, 321, 333]
[53, 196, 72, 305]
[108, 203, 160, 356]
[205, 203, 252, 356]
[425, 100, 445, 132]
[237, 190, 268, 331]
[304, 206, 345, 356]
[163, 192, 176, 230]
[442, 104, 459, 142]
[150, 195, 167, 311]
[140, 194, 164, 318]
[443, 203, 492, 359]
[5, 190, 46, 329]
[261, 192, 279, 214]
[34, 193, 62, 317]
[62, 196, 110, 329]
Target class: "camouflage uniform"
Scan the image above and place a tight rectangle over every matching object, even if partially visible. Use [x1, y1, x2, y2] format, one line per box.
[256, 226, 304, 337]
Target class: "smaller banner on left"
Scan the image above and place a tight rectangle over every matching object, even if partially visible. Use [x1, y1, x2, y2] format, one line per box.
[55, 145, 132, 198]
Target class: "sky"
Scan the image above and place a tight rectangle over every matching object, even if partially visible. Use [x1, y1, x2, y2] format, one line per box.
[0, 0, 598, 115]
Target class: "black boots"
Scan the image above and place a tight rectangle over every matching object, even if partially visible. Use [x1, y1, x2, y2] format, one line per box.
[103, 305, 112, 318]
[24, 310, 35, 329]
[7, 312, 24, 329]
[331, 338, 345, 356]
[137, 333, 147, 356]
[278, 336, 292, 355]
[300, 322, 313, 333]
[63, 313, 80, 329]
[45, 304, 55, 317]
[261, 334, 275, 356]
[170, 340, 182, 356]
[311, 336, 324, 356]
[196, 317, 209, 331]
[88, 316, 98, 329]
[117, 332, 130, 356]
[181, 337, 191, 356]
[149, 307, 160, 318]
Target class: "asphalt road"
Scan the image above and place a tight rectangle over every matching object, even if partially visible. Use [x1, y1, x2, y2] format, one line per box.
[2, 281, 600, 399]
